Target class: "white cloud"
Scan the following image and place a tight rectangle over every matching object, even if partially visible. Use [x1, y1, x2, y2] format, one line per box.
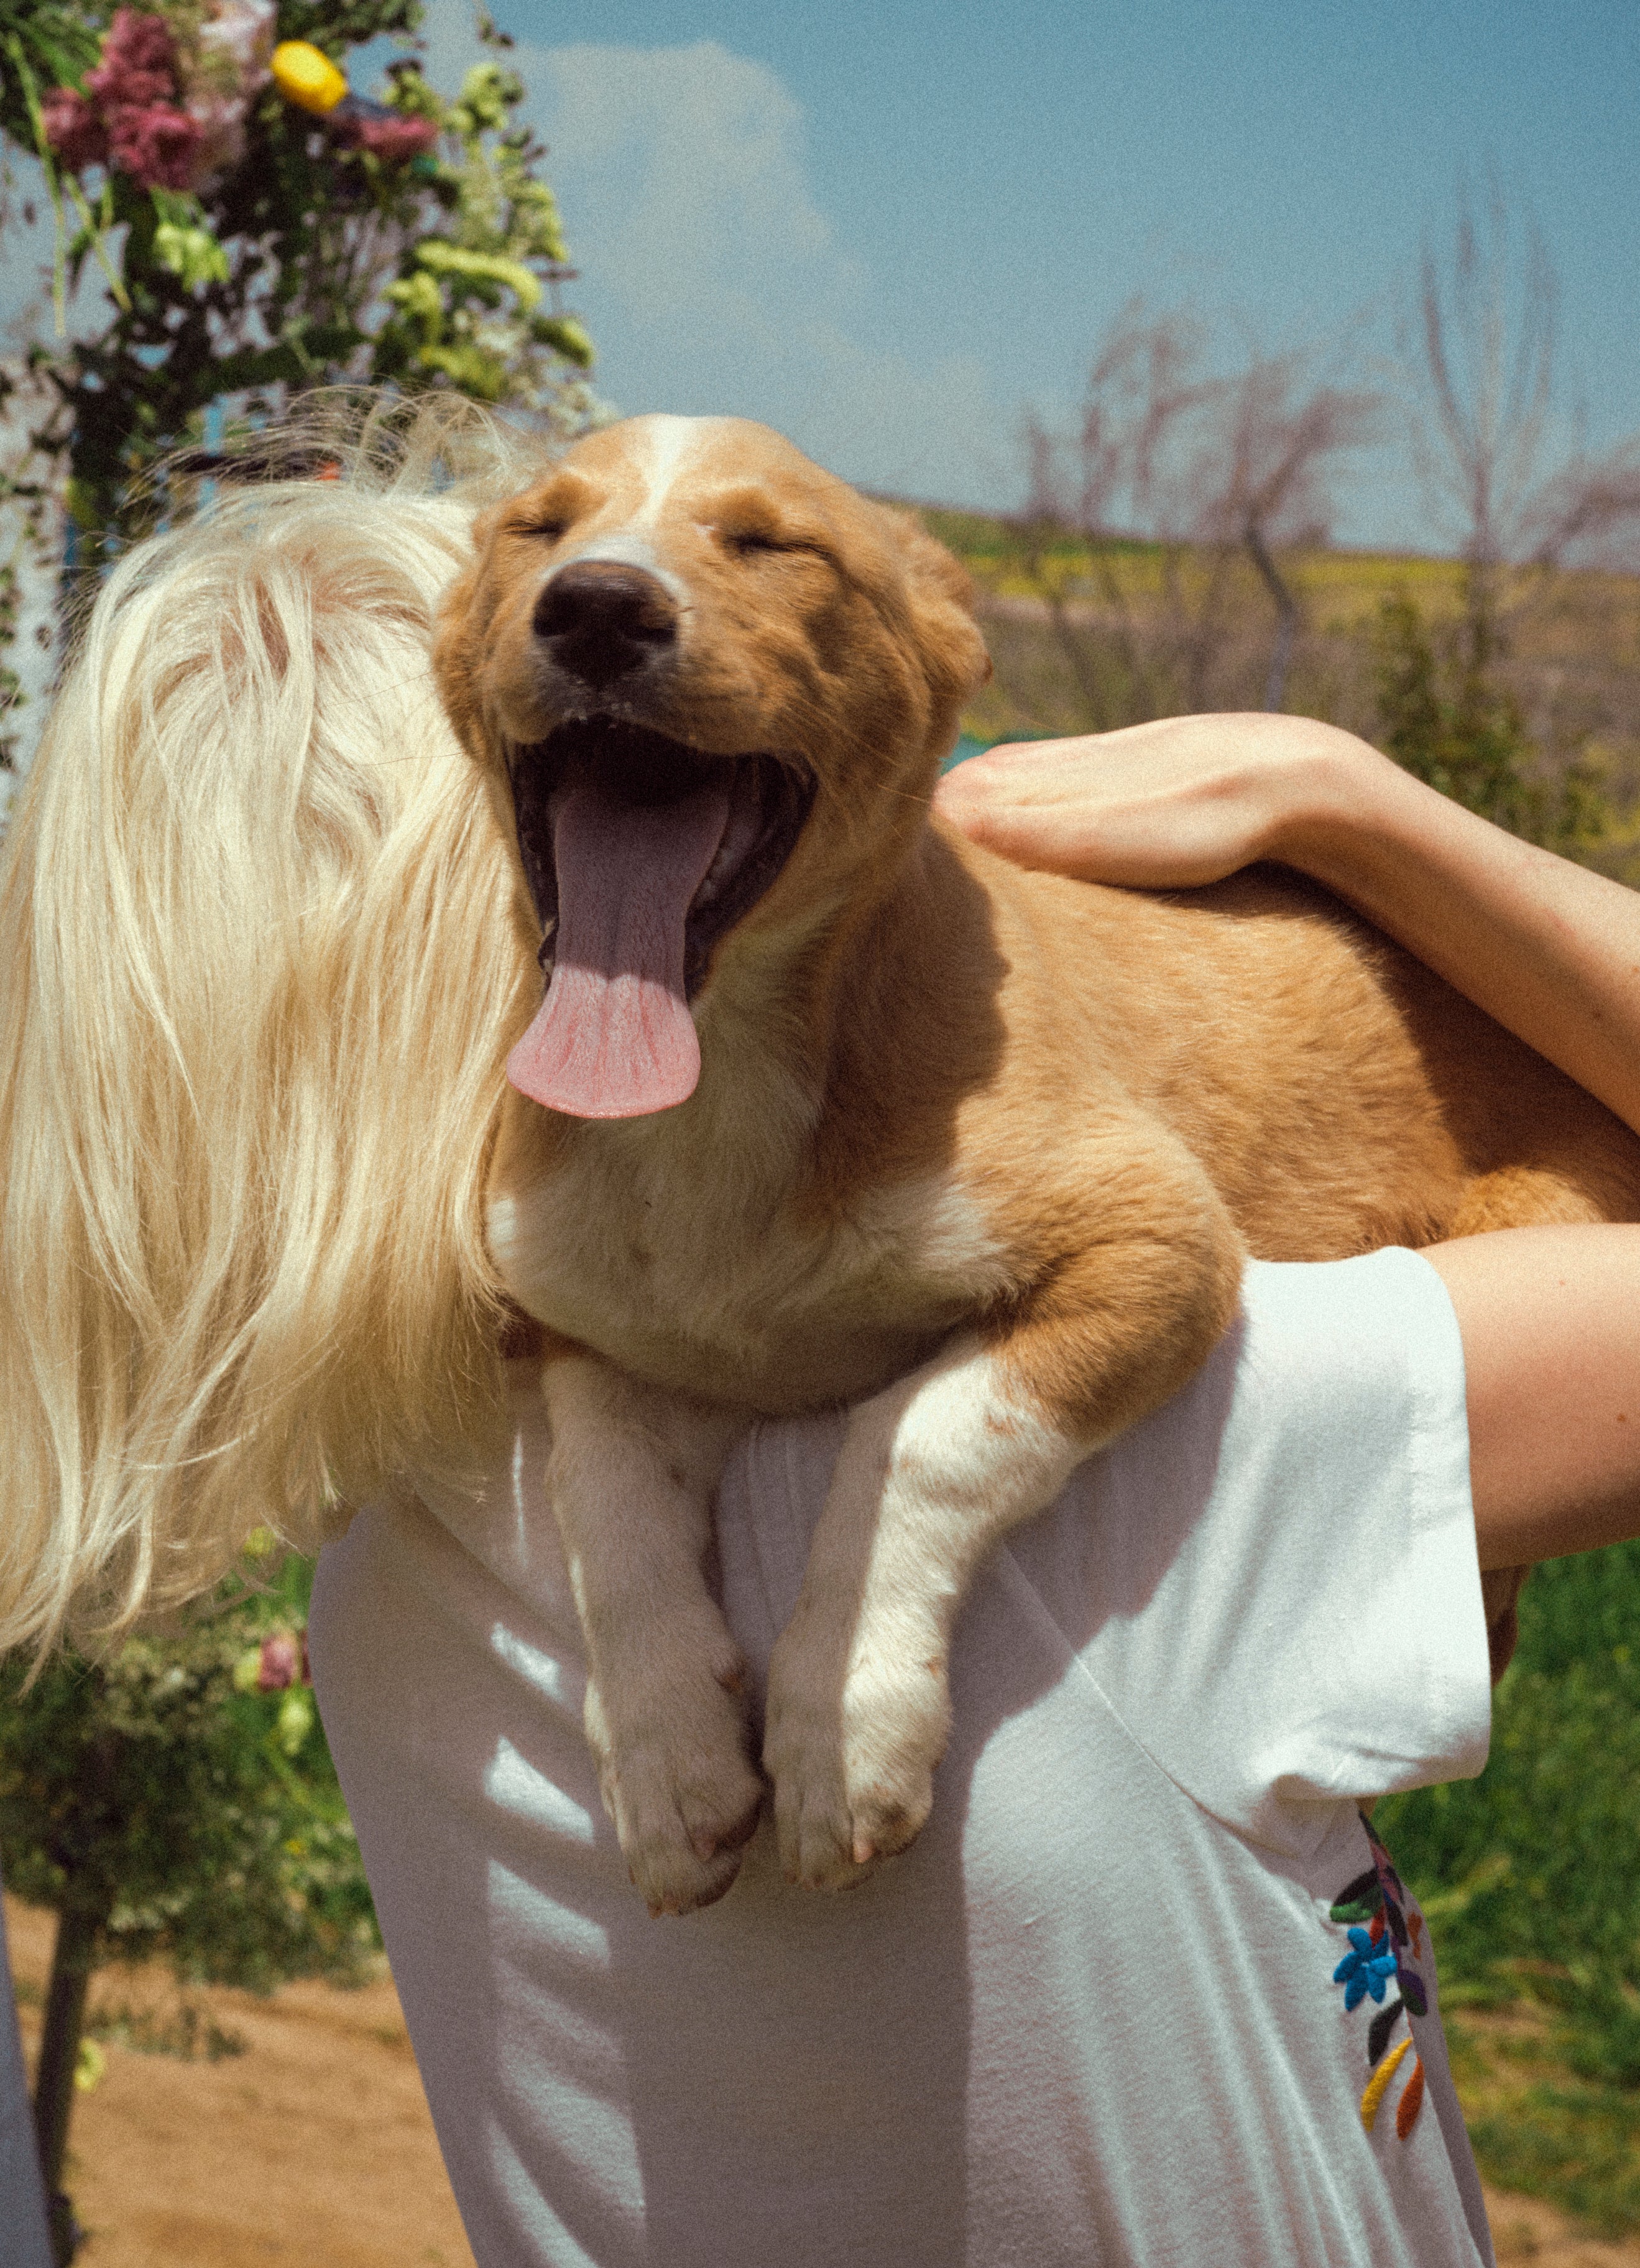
[423, 5, 1008, 503]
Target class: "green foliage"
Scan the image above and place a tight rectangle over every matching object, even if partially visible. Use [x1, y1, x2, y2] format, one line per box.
[1, 0, 598, 596]
[0, 555, 29, 767]
[1371, 591, 1608, 853]
[0, 1543, 372, 2252]
[374, 57, 592, 408]
[0, 1552, 375, 1992]
[1378, 1541, 1640, 2229]
[1459, 2063, 1640, 2239]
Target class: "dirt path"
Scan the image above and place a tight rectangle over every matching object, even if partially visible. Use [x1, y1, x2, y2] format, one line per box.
[1488, 2195, 1640, 2267]
[8, 1898, 474, 2268]
[8, 1894, 1638, 2266]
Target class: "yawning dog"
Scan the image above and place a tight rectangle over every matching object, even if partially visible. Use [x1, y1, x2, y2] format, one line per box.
[4, 405, 1635, 1925]
[433, 412, 1640, 1915]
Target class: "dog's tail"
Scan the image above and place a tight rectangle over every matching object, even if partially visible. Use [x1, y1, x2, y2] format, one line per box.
[0, 431, 535, 1656]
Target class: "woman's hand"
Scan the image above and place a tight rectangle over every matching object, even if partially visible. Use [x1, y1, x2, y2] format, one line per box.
[931, 714, 1388, 887]
[937, 712, 1640, 1144]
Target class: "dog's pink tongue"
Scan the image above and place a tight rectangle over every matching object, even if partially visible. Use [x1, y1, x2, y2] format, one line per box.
[507, 780, 730, 1118]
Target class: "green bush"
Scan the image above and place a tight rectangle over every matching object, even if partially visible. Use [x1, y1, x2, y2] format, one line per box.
[1379, 1541, 1640, 2013]
[0, 1550, 374, 2258]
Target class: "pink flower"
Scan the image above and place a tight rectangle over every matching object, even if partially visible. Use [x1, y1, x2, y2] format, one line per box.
[41, 85, 108, 172]
[106, 99, 204, 189]
[257, 1633, 302, 1692]
[334, 103, 440, 164]
[85, 9, 180, 113]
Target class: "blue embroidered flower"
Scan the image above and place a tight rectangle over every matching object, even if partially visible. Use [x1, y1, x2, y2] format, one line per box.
[1334, 1926, 1399, 2010]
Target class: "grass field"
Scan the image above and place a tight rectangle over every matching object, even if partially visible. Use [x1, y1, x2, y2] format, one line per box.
[1378, 1543, 1640, 2235]
[918, 503, 1640, 642]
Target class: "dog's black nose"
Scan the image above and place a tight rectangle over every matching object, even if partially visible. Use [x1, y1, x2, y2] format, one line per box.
[533, 561, 679, 689]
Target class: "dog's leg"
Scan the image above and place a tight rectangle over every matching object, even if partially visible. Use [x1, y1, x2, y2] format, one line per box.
[764, 1130, 1245, 1890]
[543, 1350, 762, 1915]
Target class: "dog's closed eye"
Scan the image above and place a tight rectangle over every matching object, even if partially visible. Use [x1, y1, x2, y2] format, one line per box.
[725, 528, 832, 565]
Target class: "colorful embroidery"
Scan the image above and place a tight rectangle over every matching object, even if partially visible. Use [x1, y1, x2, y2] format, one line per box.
[1325, 1815, 1430, 2140]
[1360, 2032, 1414, 2130]
[1359, 1812, 1430, 2021]
[1395, 2055, 1427, 2139]
[1334, 1927, 1398, 2009]
[1366, 1997, 1405, 2065]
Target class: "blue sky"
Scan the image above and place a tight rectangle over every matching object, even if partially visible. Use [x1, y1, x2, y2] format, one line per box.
[430, 0, 1639, 541]
[3, 0, 1634, 542]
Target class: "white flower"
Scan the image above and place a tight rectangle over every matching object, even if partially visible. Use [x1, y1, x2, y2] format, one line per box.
[197, 0, 276, 96]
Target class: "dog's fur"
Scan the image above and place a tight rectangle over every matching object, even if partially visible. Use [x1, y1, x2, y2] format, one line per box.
[3, 405, 1636, 1917]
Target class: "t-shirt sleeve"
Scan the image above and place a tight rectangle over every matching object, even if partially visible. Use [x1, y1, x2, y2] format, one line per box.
[1005, 1247, 1491, 1860]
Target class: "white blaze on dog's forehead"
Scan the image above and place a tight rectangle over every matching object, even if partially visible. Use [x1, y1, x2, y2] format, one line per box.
[625, 415, 720, 527]
[538, 417, 724, 598]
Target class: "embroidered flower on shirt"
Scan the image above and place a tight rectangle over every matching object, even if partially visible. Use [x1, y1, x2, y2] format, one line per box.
[1325, 1820, 1432, 2139]
[1334, 1927, 1399, 2009]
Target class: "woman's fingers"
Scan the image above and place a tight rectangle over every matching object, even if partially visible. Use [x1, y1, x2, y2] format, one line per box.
[933, 719, 1330, 887]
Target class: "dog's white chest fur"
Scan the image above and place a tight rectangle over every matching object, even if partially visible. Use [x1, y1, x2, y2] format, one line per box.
[488, 1108, 1010, 1414]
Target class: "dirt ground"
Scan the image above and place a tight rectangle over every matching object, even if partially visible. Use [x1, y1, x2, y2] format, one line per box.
[1486, 2196, 1640, 2268]
[7, 1894, 1639, 2267]
[7, 1898, 474, 2268]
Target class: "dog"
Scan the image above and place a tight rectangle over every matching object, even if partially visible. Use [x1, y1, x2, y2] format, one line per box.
[2, 405, 1635, 1922]
[432, 412, 1640, 1914]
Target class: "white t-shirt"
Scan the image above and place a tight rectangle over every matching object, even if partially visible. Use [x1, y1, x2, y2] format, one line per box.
[308, 1250, 1495, 2267]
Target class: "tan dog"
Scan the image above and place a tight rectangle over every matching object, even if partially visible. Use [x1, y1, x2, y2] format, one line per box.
[434, 412, 1640, 1917]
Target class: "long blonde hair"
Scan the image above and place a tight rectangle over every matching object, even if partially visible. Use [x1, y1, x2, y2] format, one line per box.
[0, 404, 541, 1654]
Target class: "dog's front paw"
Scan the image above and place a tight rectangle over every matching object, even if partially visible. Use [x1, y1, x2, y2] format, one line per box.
[586, 1653, 765, 1917]
[762, 1613, 952, 1892]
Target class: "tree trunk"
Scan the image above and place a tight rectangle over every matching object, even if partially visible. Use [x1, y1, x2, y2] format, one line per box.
[31, 1890, 110, 2266]
[1245, 521, 1300, 712]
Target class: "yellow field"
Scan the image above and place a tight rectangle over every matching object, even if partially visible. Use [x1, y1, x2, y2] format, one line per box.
[918, 510, 1638, 642]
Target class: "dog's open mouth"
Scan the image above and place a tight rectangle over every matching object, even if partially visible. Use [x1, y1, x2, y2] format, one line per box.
[504, 718, 816, 1122]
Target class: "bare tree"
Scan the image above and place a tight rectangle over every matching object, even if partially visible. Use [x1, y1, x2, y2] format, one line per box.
[1390, 191, 1640, 849]
[1406, 188, 1640, 660]
[1014, 301, 1376, 727]
[1205, 349, 1379, 707]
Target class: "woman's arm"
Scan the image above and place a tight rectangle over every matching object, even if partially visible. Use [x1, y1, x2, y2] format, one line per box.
[934, 715, 1640, 1137]
[934, 717, 1640, 1570]
[1420, 1224, 1640, 1570]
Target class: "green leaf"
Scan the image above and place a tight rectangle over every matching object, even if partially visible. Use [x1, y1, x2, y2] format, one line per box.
[532, 314, 594, 369]
[154, 224, 231, 293]
[413, 238, 543, 310]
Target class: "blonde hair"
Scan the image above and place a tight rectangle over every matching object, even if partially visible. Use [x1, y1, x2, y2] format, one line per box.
[0, 402, 543, 1654]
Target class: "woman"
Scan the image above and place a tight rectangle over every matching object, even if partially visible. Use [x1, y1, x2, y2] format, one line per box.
[308, 713, 1640, 2268]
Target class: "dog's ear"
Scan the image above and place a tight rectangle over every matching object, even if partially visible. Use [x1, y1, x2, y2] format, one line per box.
[876, 506, 993, 706]
[432, 563, 484, 758]
[432, 501, 504, 761]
